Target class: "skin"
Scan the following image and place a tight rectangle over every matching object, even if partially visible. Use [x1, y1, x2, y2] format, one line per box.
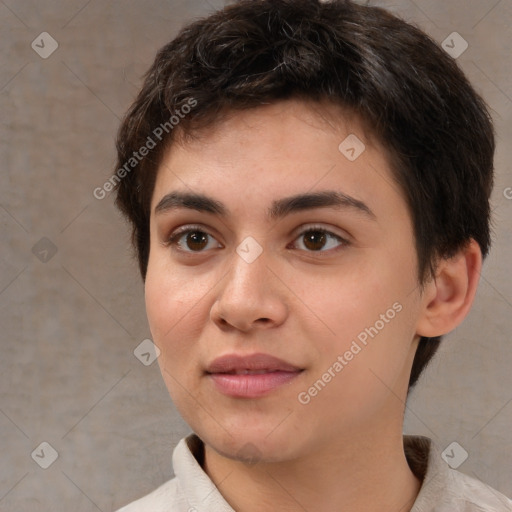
[145, 98, 482, 512]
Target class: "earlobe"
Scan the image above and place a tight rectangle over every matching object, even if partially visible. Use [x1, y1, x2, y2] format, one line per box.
[415, 239, 482, 338]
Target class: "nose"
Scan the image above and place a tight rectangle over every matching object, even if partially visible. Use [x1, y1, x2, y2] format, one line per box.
[210, 246, 288, 332]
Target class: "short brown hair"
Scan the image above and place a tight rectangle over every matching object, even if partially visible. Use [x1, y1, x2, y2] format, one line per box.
[113, 0, 495, 390]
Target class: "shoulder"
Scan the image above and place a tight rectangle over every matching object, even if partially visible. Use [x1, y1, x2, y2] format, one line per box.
[114, 434, 233, 512]
[405, 435, 512, 512]
[115, 476, 189, 512]
[443, 469, 512, 512]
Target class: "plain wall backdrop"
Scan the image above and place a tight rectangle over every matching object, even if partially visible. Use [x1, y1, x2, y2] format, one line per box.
[1, 0, 511, 510]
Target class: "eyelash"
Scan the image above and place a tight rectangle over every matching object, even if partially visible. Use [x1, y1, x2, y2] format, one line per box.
[164, 224, 350, 255]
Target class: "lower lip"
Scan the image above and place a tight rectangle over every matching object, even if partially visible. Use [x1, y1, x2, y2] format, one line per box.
[208, 371, 302, 398]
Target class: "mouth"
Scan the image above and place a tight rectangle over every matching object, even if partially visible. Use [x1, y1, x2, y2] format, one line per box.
[205, 353, 304, 398]
[216, 369, 290, 375]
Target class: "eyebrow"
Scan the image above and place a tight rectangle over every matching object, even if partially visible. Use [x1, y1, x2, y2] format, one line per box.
[154, 190, 376, 221]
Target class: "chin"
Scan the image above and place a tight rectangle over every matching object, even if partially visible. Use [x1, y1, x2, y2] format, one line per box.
[198, 421, 305, 465]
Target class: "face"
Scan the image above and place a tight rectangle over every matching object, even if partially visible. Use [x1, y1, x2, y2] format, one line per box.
[145, 99, 425, 463]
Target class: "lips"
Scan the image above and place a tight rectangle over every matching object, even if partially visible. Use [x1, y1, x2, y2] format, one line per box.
[205, 353, 302, 374]
[205, 353, 304, 398]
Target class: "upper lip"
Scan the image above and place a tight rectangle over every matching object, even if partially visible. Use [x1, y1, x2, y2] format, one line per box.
[205, 353, 303, 374]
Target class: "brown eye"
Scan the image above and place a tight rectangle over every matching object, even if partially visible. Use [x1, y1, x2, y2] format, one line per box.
[292, 227, 347, 253]
[302, 230, 328, 251]
[167, 226, 221, 253]
[184, 231, 209, 251]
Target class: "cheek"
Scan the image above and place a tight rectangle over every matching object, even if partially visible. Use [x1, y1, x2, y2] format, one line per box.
[144, 268, 204, 406]
[145, 263, 195, 361]
[144, 270, 172, 341]
[299, 310, 415, 431]
[295, 262, 396, 342]
[145, 258, 202, 334]
[297, 258, 417, 392]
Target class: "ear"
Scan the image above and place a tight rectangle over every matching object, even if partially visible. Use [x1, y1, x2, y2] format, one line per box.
[415, 239, 482, 338]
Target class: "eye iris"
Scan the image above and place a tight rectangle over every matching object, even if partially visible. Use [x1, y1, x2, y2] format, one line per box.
[186, 231, 208, 251]
[304, 230, 326, 251]
[180, 230, 332, 252]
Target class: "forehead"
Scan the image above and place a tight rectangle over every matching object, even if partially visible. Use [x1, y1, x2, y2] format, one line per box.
[151, 99, 406, 225]
[169, 98, 376, 163]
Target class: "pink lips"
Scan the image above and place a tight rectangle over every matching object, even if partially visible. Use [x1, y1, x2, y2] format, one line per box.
[205, 353, 303, 398]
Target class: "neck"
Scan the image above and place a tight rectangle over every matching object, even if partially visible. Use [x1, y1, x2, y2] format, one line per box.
[203, 422, 422, 512]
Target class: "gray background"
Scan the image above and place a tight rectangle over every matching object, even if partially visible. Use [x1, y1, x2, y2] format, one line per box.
[1, 0, 511, 510]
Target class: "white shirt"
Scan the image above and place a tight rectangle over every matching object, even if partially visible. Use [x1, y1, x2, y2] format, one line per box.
[116, 434, 512, 511]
